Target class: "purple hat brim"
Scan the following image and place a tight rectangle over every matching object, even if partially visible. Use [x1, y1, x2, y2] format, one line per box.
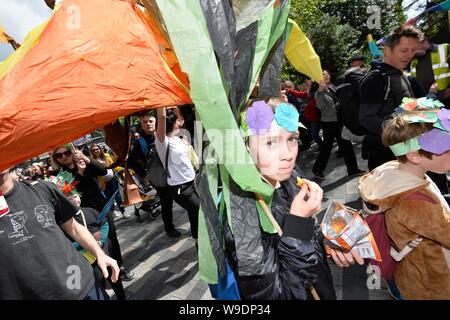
[419, 128, 450, 155]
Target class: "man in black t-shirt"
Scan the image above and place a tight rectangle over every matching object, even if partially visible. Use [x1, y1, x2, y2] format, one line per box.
[359, 26, 423, 170]
[0, 169, 119, 299]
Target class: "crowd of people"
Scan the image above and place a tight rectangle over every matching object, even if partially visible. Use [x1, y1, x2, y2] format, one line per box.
[1, 24, 449, 300]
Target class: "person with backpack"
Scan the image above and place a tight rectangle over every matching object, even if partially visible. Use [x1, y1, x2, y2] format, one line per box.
[312, 70, 363, 179]
[349, 54, 366, 69]
[359, 98, 450, 299]
[359, 26, 424, 171]
[336, 57, 369, 139]
[155, 107, 199, 240]
[128, 112, 182, 238]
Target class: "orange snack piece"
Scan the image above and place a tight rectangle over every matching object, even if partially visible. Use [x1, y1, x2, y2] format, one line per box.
[297, 177, 304, 188]
[331, 217, 347, 234]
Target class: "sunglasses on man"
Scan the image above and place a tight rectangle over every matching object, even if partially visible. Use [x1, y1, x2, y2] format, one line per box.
[54, 150, 72, 159]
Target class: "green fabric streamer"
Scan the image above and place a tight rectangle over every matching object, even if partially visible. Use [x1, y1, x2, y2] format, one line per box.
[243, 1, 291, 111]
[198, 207, 218, 283]
[256, 191, 276, 234]
[198, 157, 220, 283]
[218, 164, 233, 233]
[156, 0, 291, 283]
[155, 0, 273, 198]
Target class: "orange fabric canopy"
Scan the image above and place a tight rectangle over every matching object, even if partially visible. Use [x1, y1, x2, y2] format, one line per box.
[0, 0, 191, 171]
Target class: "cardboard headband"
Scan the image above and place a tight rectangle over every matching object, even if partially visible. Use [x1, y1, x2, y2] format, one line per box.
[389, 97, 450, 156]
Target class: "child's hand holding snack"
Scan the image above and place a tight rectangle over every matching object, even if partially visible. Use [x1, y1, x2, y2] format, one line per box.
[290, 178, 322, 218]
[322, 201, 381, 262]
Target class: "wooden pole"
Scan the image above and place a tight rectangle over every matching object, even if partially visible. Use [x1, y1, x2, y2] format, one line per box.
[310, 286, 321, 300]
[44, 0, 55, 10]
[254, 192, 283, 237]
[8, 38, 20, 50]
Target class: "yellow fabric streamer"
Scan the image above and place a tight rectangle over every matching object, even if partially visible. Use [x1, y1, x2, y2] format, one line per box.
[285, 19, 323, 83]
[0, 20, 50, 79]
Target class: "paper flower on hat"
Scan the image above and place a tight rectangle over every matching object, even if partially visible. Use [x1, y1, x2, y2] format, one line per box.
[47, 170, 79, 196]
[417, 97, 444, 109]
[416, 97, 434, 109]
[245, 101, 274, 135]
[401, 98, 418, 111]
[418, 128, 450, 155]
[431, 99, 444, 108]
[396, 97, 444, 122]
[399, 97, 444, 112]
[274, 103, 300, 132]
[390, 98, 450, 156]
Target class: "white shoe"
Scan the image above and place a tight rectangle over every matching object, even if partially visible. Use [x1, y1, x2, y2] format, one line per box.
[122, 212, 131, 218]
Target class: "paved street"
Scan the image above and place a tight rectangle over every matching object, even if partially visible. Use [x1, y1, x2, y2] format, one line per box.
[109, 141, 392, 300]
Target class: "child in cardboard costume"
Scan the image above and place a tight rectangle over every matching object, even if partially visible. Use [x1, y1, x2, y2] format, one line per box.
[359, 97, 450, 299]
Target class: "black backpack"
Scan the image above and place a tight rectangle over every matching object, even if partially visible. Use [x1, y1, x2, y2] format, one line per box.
[138, 137, 170, 188]
[336, 67, 398, 136]
[335, 67, 367, 136]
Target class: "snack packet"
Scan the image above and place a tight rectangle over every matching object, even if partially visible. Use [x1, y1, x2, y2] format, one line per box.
[321, 201, 381, 261]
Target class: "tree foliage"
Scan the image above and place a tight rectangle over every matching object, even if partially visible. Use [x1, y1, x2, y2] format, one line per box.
[289, 0, 323, 32]
[283, 0, 407, 83]
[414, 0, 448, 40]
[307, 14, 361, 76]
[318, 0, 406, 48]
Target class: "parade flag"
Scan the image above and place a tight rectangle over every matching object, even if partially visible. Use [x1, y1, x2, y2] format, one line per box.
[368, 34, 383, 58]
[377, 0, 450, 45]
[406, 0, 450, 26]
[0, 0, 191, 171]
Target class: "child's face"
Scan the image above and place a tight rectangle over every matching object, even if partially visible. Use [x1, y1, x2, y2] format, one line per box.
[248, 128, 299, 185]
[421, 150, 450, 174]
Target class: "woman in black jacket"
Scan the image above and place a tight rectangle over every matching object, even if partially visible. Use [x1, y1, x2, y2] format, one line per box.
[51, 144, 107, 212]
[51, 144, 135, 284]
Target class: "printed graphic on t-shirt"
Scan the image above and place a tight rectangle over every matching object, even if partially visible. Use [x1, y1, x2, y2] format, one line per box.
[34, 205, 53, 228]
[7, 211, 34, 244]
